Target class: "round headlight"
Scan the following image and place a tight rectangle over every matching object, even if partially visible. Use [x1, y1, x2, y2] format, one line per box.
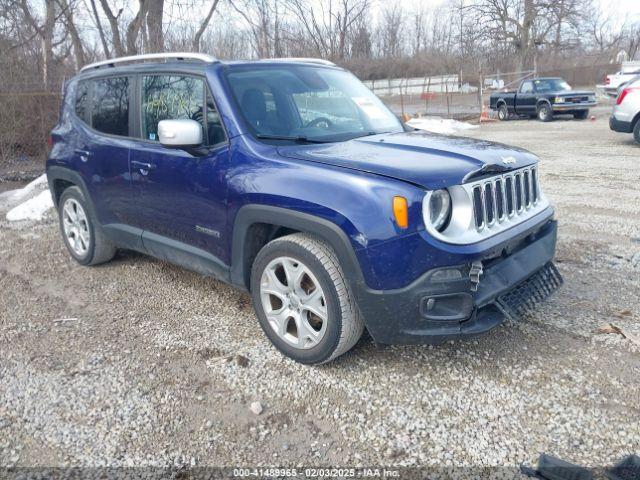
[427, 189, 452, 232]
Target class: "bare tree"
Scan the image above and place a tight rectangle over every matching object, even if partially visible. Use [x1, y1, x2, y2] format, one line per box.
[193, 0, 221, 51]
[18, 0, 56, 86]
[147, 0, 165, 52]
[56, 0, 85, 69]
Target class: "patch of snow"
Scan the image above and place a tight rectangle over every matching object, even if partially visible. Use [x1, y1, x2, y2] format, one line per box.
[0, 173, 48, 205]
[6, 189, 54, 222]
[407, 117, 478, 135]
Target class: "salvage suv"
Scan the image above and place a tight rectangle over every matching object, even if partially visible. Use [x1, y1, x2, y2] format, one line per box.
[47, 53, 562, 364]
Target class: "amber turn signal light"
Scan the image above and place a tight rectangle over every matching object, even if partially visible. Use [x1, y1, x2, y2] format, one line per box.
[393, 196, 408, 228]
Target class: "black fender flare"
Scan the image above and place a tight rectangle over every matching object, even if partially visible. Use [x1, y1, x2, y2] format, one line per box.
[46, 166, 96, 216]
[230, 204, 366, 292]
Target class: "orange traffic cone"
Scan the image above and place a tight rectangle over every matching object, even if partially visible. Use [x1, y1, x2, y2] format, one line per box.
[480, 104, 496, 123]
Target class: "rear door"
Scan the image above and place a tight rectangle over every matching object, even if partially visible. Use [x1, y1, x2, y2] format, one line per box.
[127, 73, 230, 270]
[74, 75, 142, 250]
[516, 80, 537, 114]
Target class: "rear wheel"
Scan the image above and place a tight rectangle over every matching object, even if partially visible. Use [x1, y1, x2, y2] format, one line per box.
[573, 110, 589, 120]
[58, 186, 116, 266]
[634, 120, 640, 144]
[537, 103, 553, 122]
[250, 233, 364, 364]
[497, 104, 509, 121]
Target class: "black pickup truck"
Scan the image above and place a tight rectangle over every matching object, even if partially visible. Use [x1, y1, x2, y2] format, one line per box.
[489, 77, 597, 122]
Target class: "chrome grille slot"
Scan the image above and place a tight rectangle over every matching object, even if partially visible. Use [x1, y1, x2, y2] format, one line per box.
[484, 183, 495, 225]
[467, 166, 544, 233]
[495, 179, 505, 220]
[505, 176, 515, 215]
[531, 167, 538, 203]
[472, 186, 484, 229]
[515, 173, 523, 212]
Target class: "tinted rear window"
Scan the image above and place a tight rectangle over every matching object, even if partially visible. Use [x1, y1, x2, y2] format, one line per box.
[92, 77, 129, 136]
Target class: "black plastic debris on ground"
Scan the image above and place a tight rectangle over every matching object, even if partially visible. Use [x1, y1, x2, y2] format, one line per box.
[605, 455, 640, 480]
[497, 261, 563, 319]
[521, 454, 593, 480]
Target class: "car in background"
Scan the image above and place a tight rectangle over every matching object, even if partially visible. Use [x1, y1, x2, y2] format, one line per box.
[604, 61, 640, 97]
[610, 76, 640, 143]
[490, 77, 597, 122]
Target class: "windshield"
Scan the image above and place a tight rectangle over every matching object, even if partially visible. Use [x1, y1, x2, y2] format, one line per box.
[534, 78, 571, 92]
[225, 65, 403, 142]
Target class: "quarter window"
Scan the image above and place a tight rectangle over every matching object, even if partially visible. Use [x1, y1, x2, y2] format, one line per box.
[92, 77, 130, 136]
[75, 81, 89, 122]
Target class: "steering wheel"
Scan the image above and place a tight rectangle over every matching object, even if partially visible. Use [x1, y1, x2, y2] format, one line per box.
[305, 117, 334, 129]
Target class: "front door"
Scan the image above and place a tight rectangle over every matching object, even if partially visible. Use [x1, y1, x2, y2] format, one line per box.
[128, 74, 230, 271]
[517, 80, 537, 114]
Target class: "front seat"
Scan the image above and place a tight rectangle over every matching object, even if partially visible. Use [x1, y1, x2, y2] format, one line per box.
[241, 88, 273, 134]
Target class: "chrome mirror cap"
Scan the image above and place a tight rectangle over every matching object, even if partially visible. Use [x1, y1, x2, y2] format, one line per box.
[158, 119, 203, 147]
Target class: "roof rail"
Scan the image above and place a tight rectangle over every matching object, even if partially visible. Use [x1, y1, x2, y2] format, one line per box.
[80, 52, 218, 73]
[261, 57, 336, 66]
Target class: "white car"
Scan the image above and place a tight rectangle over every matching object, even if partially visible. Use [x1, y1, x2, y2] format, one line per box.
[610, 76, 640, 143]
[604, 62, 640, 96]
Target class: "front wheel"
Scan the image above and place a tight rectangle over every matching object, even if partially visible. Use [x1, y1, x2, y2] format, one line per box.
[250, 233, 364, 364]
[573, 110, 589, 120]
[537, 103, 553, 122]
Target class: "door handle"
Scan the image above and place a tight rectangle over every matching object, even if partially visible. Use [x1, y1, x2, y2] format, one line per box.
[131, 160, 156, 174]
[74, 149, 92, 162]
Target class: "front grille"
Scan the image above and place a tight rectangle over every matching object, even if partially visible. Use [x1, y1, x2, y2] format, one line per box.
[472, 165, 540, 231]
[497, 262, 563, 319]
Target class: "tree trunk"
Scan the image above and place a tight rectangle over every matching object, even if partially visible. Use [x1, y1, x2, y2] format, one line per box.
[42, 0, 55, 88]
[98, 0, 125, 57]
[57, 0, 86, 70]
[193, 0, 220, 52]
[126, 0, 148, 55]
[146, 0, 164, 53]
[89, 0, 111, 57]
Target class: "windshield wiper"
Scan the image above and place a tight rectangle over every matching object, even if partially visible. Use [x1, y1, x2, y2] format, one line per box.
[255, 134, 329, 144]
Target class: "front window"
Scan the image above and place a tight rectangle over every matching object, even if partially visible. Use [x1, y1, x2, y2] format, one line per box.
[141, 75, 226, 146]
[534, 79, 571, 92]
[225, 65, 403, 142]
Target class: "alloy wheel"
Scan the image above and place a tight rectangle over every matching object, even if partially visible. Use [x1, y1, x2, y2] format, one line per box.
[62, 198, 90, 257]
[260, 256, 328, 349]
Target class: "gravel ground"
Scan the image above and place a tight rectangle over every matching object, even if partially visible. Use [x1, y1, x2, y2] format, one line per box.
[1, 106, 639, 475]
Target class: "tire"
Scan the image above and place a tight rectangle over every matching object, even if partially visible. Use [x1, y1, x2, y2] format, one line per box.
[573, 110, 589, 120]
[634, 120, 640, 144]
[250, 232, 364, 364]
[58, 186, 116, 266]
[497, 104, 509, 121]
[537, 103, 553, 122]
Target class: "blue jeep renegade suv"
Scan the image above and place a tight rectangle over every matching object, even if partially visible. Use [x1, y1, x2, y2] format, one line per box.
[46, 53, 562, 364]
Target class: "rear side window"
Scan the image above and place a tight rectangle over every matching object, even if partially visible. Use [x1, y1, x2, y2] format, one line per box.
[520, 81, 534, 94]
[92, 77, 130, 136]
[75, 81, 89, 122]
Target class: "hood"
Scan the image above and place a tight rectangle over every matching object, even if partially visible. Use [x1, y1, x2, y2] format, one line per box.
[277, 131, 539, 189]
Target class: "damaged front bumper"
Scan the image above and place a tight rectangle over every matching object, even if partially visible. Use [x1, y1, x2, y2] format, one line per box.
[355, 219, 561, 345]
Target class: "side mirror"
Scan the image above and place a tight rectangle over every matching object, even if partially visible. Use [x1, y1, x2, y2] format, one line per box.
[158, 119, 203, 148]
